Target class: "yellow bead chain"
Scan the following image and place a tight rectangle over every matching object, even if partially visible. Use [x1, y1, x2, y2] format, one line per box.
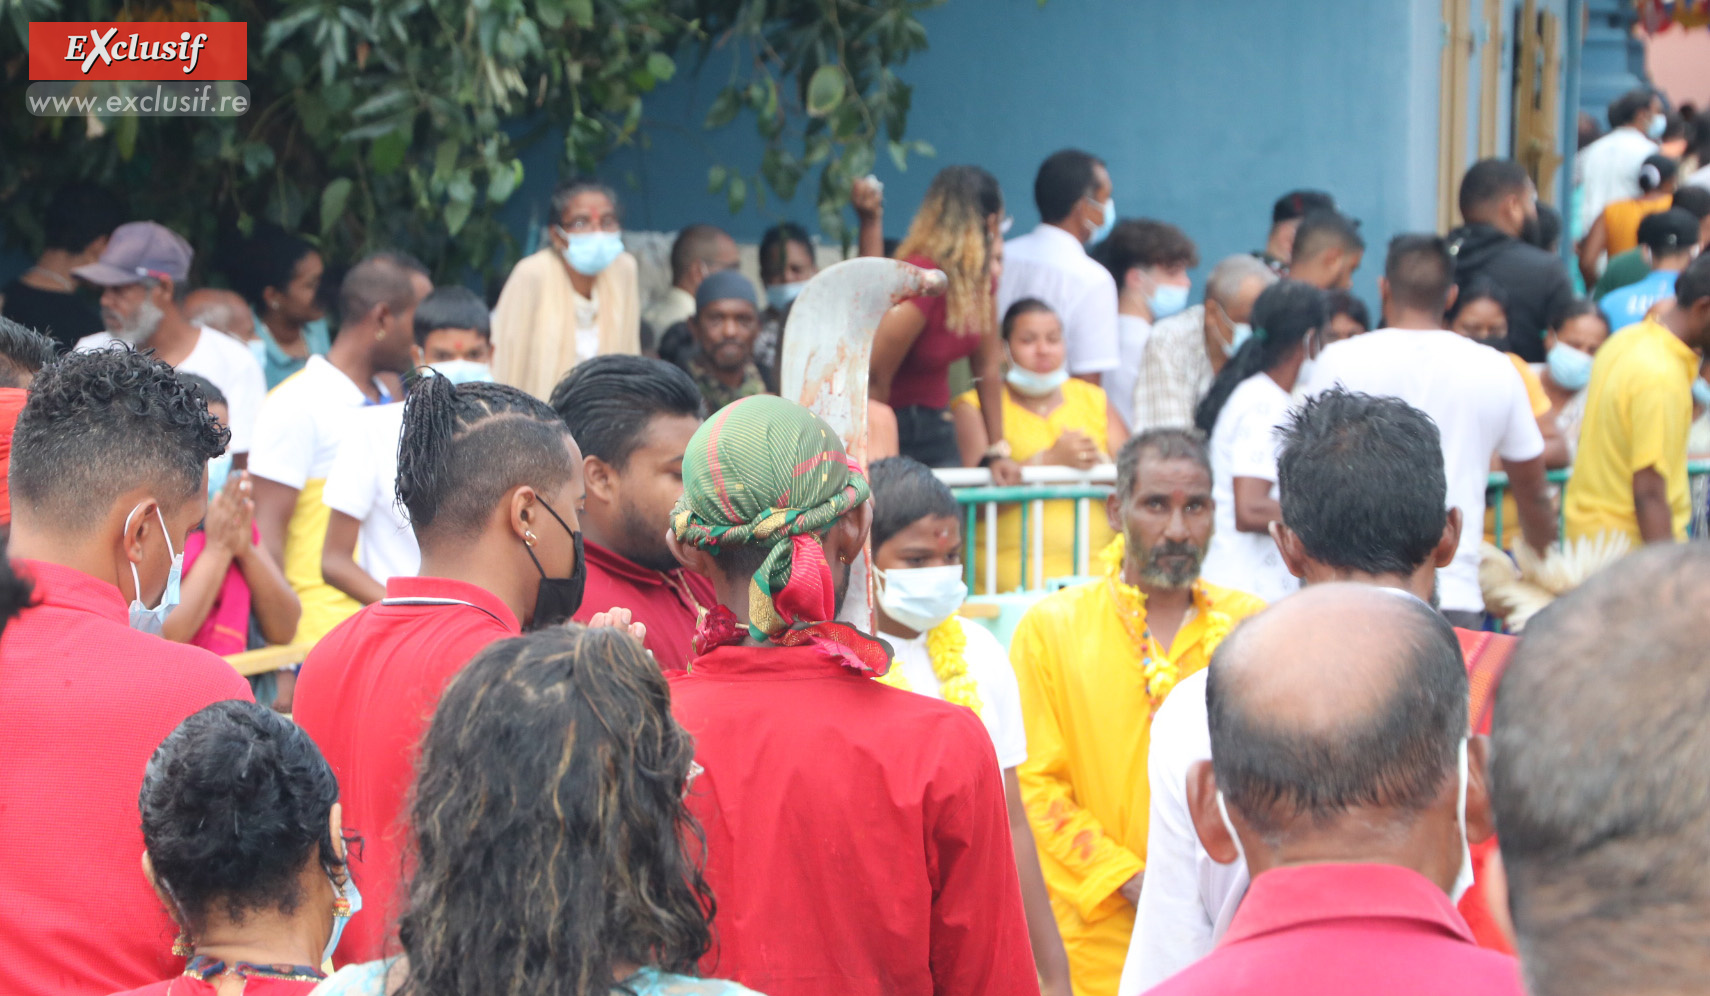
[1100, 534, 1234, 710]
[875, 617, 982, 717]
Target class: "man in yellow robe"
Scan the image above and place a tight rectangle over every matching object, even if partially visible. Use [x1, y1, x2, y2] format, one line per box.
[1012, 428, 1265, 996]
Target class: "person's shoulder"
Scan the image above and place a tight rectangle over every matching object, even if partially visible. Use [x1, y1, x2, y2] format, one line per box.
[951, 386, 980, 410]
[1200, 580, 1266, 621]
[1063, 376, 1107, 407]
[134, 634, 253, 701]
[194, 324, 267, 372]
[1018, 579, 1108, 633]
[73, 330, 116, 351]
[955, 614, 1008, 661]
[1150, 305, 1205, 342]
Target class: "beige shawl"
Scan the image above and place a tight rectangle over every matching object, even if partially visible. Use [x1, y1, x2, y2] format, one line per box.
[490, 247, 640, 399]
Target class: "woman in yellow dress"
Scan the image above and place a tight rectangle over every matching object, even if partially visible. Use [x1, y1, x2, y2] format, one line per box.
[952, 299, 1127, 592]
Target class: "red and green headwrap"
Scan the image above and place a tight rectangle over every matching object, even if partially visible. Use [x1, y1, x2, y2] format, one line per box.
[672, 395, 888, 673]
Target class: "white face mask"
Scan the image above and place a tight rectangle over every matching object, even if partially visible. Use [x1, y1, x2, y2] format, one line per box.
[124, 503, 183, 635]
[876, 565, 967, 633]
[1215, 790, 1247, 870]
[1006, 363, 1070, 397]
[1450, 736, 1475, 904]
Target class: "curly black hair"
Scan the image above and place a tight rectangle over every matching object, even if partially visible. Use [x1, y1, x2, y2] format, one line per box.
[10, 346, 228, 528]
[139, 700, 343, 937]
[395, 372, 575, 538]
[0, 316, 59, 389]
[398, 626, 713, 996]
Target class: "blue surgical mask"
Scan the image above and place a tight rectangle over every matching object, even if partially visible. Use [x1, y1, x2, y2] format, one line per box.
[1006, 362, 1070, 398]
[1695, 377, 1710, 407]
[876, 565, 967, 633]
[1229, 322, 1255, 353]
[1647, 114, 1667, 140]
[428, 359, 494, 385]
[559, 230, 625, 276]
[1546, 342, 1595, 392]
[766, 281, 806, 311]
[1085, 195, 1116, 246]
[125, 504, 183, 635]
[206, 453, 232, 504]
[323, 872, 362, 968]
[1148, 282, 1190, 320]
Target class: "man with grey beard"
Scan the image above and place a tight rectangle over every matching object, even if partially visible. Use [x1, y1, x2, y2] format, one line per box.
[73, 221, 265, 468]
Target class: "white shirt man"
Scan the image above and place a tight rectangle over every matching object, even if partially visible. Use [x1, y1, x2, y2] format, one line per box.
[78, 324, 265, 457]
[321, 401, 419, 585]
[999, 224, 1121, 378]
[1577, 124, 1658, 236]
[1299, 329, 1543, 616]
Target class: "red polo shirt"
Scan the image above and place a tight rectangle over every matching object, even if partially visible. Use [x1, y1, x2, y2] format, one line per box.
[572, 538, 714, 673]
[293, 576, 520, 967]
[1144, 863, 1525, 996]
[0, 560, 253, 996]
[670, 642, 1038, 996]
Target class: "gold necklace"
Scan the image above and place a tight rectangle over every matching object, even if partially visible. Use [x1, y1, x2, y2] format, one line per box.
[876, 617, 982, 716]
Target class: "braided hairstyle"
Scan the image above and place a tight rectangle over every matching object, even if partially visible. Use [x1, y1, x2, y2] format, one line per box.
[395, 371, 577, 539]
[398, 626, 713, 996]
[139, 700, 343, 937]
[1194, 280, 1329, 434]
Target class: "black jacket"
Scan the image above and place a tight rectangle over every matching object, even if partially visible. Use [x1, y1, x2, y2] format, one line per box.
[1446, 223, 1575, 363]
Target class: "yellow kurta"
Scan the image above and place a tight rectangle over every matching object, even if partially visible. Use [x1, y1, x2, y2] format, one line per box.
[1011, 577, 1265, 996]
[1564, 318, 1698, 545]
[955, 379, 1114, 593]
[1484, 353, 1553, 549]
[490, 248, 641, 400]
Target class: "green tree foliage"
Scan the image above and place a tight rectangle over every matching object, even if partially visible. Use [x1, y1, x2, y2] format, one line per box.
[0, 0, 941, 286]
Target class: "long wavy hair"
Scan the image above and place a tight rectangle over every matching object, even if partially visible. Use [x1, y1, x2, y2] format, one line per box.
[895, 165, 1003, 336]
[397, 626, 713, 996]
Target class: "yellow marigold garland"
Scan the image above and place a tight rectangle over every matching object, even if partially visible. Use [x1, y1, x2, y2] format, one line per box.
[875, 617, 983, 717]
[1100, 535, 1235, 709]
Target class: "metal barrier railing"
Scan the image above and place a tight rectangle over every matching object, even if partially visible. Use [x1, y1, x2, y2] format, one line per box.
[1486, 459, 1710, 548]
[944, 459, 1710, 594]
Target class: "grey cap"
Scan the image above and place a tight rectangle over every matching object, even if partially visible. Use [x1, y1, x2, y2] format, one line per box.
[695, 269, 758, 312]
[72, 221, 193, 287]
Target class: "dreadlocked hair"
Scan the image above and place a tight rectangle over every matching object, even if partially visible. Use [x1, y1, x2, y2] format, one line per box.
[397, 626, 714, 996]
[895, 164, 1003, 336]
[395, 370, 576, 538]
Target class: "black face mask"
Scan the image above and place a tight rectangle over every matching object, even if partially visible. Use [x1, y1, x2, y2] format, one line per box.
[524, 497, 585, 630]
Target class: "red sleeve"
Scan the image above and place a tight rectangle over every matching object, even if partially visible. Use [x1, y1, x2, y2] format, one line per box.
[926, 713, 1040, 995]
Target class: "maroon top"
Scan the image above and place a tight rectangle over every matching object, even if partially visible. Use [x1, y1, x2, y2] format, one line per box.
[888, 254, 986, 410]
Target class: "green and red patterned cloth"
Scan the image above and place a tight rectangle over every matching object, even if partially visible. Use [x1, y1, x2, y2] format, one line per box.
[671, 394, 890, 674]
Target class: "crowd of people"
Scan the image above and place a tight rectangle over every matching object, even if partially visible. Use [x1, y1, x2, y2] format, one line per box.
[0, 82, 1708, 996]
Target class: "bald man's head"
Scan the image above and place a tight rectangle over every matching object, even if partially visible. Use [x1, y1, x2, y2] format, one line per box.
[183, 287, 255, 341]
[1492, 545, 1710, 996]
[1208, 584, 1467, 844]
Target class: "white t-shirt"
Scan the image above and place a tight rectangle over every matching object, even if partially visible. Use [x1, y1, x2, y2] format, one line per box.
[1575, 126, 1658, 237]
[887, 616, 1028, 769]
[998, 225, 1121, 376]
[77, 324, 266, 454]
[321, 401, 419, 584]
[249, 355, 391, 490]
[1201, 373, 1298, 603]
[1300, 328, 1544, 613]
[1106, 314, 1152, 431]
[1117, 669, 1245, 996]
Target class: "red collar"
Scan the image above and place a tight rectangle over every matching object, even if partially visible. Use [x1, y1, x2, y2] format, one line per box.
[382, 575, 521, 633]
[687, 641, 872, 681]
[14, 559, 128, 624]
[584, 537, 679, 588]
[1224, 863, 1474, 947]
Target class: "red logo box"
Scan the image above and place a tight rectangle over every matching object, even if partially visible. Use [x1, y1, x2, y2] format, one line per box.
[28, 22, 247, 80]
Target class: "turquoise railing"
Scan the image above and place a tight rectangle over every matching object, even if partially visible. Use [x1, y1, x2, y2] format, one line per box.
[949, 459, 1710, 595]
[1485, 459, 1710, 548]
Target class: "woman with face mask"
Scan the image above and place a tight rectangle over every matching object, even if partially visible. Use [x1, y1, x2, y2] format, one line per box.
[1195, 280, 1328, 602]
[490, 180, 640, 400]
[867, 457, 1073, 996]
[113, 700, 355, 995]
[1536, 300, 1612, 463]
[951, 299, 1124, 592]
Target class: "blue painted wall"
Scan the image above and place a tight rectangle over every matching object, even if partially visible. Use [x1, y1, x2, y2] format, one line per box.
[534, 0, 1575, 309]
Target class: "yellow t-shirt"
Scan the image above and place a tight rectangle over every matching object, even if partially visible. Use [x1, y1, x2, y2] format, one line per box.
[1564, 319, 1699, 544]
[1485, 354, 1553, 548]
[1011, 578, 1265, 996]
[954, 379, 1113, 592]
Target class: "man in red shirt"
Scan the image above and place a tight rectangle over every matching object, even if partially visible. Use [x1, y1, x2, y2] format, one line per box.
[1147, 584, 1521, 996]
[552, 354, 715, 671]
[294, 373, 589, 966]
[1491, 546, 1710, 996]
[0, 316, 59, 533]
[664, 395, 1038, 996]
[0, 348, 253, 996]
